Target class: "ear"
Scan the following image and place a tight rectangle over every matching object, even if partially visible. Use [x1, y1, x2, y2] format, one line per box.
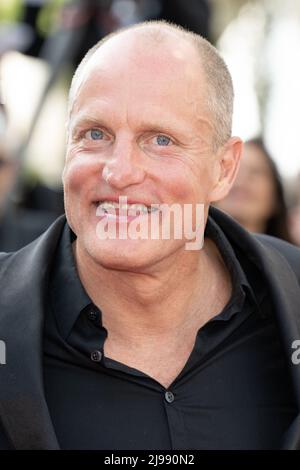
[209, 137, 243, 203]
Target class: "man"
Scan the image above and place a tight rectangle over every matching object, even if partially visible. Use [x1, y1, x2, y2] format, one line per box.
[1, 21, 300, 450]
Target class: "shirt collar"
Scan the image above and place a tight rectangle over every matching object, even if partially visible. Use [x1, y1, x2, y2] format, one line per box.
[205, 214, 263, 318]
[49, 222, 91, 340]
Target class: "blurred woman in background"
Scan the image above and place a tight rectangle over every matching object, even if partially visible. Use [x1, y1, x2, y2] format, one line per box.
[215, 138, 292, 243]
[288, 175, 300, 247]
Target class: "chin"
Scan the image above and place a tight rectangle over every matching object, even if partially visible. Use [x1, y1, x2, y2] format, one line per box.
[84, 236, 154, 270]
[87, 234, 179, 272]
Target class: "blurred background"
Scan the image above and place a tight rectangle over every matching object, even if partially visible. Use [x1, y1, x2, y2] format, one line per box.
[0, 0, 300, 250]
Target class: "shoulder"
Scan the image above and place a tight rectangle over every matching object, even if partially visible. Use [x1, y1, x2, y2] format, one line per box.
[0, 215, 67, 276]
[254, 233, 300, 283]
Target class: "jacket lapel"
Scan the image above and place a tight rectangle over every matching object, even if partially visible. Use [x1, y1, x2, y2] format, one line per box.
[252, 238, 300, 449]
[210, 206, 300, 449]
[0, 215, 66, 449]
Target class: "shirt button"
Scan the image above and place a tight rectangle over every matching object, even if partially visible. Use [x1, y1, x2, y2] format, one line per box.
[165, 390, 175, 403]
[87, 307, 99, 322]
[91, 350, 102, 362]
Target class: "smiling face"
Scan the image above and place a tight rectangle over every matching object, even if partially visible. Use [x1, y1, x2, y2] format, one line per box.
[63, 30, 229, 271]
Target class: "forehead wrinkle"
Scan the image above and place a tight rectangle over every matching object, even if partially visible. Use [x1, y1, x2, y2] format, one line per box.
[73, 88, 213, 138]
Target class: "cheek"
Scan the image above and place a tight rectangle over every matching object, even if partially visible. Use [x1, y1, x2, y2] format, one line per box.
[63, 155, 100, 195]
[63, 158, 101, 230]
[159, 159, 211, 203]
[63, 160, 99, 232]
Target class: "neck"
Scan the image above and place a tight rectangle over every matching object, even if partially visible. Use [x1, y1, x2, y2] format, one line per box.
[73, 238, 230, 343]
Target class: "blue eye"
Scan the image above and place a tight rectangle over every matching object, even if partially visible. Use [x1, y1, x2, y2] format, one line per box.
[90, 129, 103, 140]
[156, 135, 171, 146]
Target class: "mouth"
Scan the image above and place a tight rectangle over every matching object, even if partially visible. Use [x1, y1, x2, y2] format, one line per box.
[94, 200, 161, 218]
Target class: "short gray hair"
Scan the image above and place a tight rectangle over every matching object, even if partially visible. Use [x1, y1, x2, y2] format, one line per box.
[68, 20, 234, 149]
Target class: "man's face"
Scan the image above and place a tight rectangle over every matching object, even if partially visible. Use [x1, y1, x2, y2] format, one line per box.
[63, 33, 218, 271]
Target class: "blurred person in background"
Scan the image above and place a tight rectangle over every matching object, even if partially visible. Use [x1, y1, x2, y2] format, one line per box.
[288, 174, 300, 247]
[0, 96, 55, 252]
[215, 138, 292, 243]
[0, 102, 16, 219]
[289, 205, 300, 247]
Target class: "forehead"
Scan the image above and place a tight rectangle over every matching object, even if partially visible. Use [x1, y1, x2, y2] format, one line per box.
[80, 30, 202, 84]
[71, 32, 209, 121]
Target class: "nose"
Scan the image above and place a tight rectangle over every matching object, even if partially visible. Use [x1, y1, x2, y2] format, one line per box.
[102, 138, 146, 190]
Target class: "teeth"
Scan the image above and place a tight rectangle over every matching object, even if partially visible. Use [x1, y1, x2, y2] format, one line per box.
[97, 200, 159, 214]
[128, 203, 148, 213]
[98, 201, 119, 210]
[148, 206, 159, 213]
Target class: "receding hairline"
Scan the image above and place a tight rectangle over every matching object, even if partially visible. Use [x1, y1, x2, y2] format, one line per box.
[68, 20, 234, 149]
[98, 20, 203, 50]
[70, 21, 207, 99]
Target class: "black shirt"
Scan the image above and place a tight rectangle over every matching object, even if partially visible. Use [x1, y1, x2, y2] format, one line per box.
[43, 216, 297, 450]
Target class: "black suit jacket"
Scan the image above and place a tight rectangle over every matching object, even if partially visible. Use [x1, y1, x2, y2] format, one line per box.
[1, 206, 300, 450]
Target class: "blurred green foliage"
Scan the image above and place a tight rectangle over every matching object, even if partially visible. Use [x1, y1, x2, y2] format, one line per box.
[0, 0, 23, 22]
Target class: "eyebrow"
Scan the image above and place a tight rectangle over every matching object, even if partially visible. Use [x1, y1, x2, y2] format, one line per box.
[69, 111, 213, 139]
[70, 114, 107, 129]
[69, 115, 115, 138]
